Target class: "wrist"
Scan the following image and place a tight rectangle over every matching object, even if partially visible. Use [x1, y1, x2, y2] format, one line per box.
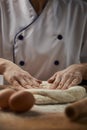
[0, 58, 12, 74]
[79, 63, 87, 80]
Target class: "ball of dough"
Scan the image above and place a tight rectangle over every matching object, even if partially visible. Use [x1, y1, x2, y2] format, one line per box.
[9, 90, 35, 113]
[0, 89, 16, 109]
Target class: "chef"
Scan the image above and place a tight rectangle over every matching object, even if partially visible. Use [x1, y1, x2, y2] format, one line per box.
[0, 0, 87, 89]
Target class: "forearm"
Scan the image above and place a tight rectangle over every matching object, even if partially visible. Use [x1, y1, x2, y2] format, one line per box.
[0, 58, 11, 74]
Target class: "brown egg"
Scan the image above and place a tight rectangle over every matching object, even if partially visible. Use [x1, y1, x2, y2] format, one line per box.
[9, 90, 35, 113]
[0, 89, 16, 109]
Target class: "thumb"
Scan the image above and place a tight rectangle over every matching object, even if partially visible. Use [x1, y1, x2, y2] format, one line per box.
[48, 73, 56, 83]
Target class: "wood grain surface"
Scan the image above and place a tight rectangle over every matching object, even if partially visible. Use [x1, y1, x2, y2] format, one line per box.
[0, 110, 87, 130]
[0, 85, 87, 130]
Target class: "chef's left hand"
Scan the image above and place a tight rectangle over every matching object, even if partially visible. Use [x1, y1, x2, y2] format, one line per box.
[48, 64, 85, 89]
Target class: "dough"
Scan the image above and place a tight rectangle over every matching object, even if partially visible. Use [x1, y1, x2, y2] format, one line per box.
[25, 81, 87, 105]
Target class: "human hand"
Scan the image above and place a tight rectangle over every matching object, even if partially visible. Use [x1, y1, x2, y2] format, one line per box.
[48, 64, 85, 89]
[3, 61, 41, 90]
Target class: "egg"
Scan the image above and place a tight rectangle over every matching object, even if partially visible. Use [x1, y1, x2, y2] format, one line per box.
[9, 90, 35, 113]
[0, 89, 16, 109]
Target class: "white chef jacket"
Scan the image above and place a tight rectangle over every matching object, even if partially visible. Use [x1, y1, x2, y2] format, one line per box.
[0, 0, 87, 80]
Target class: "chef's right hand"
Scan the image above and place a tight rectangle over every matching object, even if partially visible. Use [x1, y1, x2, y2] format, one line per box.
[1, 60, 41, 90]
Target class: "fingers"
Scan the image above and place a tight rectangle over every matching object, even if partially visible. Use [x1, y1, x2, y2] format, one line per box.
[67, 72, 82, 88]
[60, 78, 75, 90]
[24, 75, 41, 88]
[50, 72, 82, 90]
[57, 73, 75, 89]
[8, 72, 41, 89]
[12, 80, 25, 90]
[68, 77, 82, 88]
[48, 73, 57, 83]
[17, 78, 32, 89]
[50, 75, 61, 89]
[16, 75, 41, 89]
[57, 75, 71, 89]
[34, 79, 42, 84]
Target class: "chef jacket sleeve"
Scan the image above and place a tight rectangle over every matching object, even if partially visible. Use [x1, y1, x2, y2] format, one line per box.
[80, 18, 87, 63]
